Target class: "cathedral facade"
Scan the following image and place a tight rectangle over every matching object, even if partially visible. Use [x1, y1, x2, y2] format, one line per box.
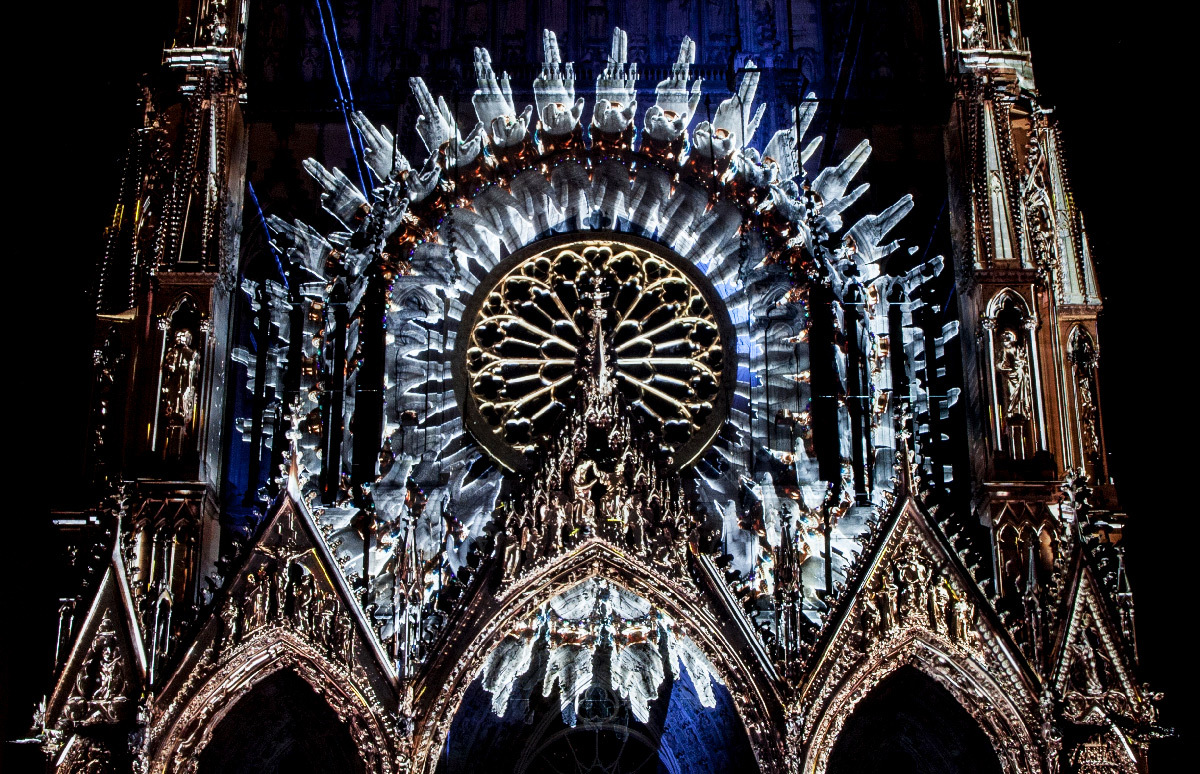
[30, 1, 1165, 772]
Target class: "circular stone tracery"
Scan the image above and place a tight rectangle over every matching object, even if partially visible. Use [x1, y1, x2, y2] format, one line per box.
[456, 234, 734, 472]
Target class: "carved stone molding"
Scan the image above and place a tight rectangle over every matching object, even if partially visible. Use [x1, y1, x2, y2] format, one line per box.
[796, 628, 1043, 774]
[791, 500, 1046, 774]
[410, 539, 784, 774]
[147, 628, 401, 774]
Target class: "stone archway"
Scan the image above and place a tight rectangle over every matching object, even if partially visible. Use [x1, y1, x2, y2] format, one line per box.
[197, 669, 363, 774]
[148, 629, 397, 774]
[409, 542, 782, 774]
[825, 666, 1003, 774]
[799, 630, 1042, 774]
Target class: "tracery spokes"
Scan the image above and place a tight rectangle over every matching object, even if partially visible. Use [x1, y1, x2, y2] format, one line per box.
[462, 239, 729, 470]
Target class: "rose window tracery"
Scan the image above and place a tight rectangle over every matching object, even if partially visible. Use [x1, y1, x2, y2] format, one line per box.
[458, 236, 733, 471]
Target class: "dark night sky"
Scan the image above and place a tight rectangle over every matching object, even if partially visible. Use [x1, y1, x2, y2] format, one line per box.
[6, 2, 1185, 770]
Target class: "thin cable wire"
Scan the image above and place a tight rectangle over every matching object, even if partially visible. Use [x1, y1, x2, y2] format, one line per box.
[322, 0, 375, 186]
[247, 181, 289, 289]
[313, 0, 369, 195]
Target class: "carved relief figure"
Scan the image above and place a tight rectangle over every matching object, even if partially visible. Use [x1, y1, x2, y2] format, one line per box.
[502, 527, 522, 580]
[996, 330, 1032, 422]
[994, 327, 1036, 459]
[895, 544, 930, 625]
[960, 0, 986, 49]
[1069, 330, 1101, 464]
[931, 582, 950, 635]
[66, 611, 127, 726]
[161, 328, 202, 457]
[952, 594, 973, 644]
[571, 459, 600, 533]
[877, 576, 899, 633]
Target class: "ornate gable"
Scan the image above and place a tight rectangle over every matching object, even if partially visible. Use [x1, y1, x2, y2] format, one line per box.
[792, 494, 1046, 774]
[411, 536, 786, 774]
[1051, 564, 1149, 729]
[145, 476, 405, 773]
[45, 543, 147, 741]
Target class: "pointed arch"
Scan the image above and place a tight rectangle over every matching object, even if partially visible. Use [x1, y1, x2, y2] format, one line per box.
[409, 539, 783, 774]
[984, 287, 1031, 320]
[983, 288, 1045, 458]
[1066, 324, 1103, 472]
[197, 669, 364, 774]
[148, 629, 395, 774]
[995, 523, 1020, 598]
[801, 628, 1042, 774]
[826, 666, 1003, 774]
[161, 291, 205, 325]
[1036, 523, 1058, 584]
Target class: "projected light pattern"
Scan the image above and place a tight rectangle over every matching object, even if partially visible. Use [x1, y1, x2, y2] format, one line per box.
[460, 238, 731, 471]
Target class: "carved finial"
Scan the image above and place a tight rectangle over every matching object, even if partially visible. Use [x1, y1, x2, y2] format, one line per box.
[893, 400, 916, 498]
[281, 398, 304, 485]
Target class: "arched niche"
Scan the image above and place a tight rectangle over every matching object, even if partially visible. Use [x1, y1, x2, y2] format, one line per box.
[197, 669, 364, 774]
[1036, 523, 1058, 585]
[149, 630, 394, 774]
[156, 294, 206, 461]
[825, 666, 1003, 774]
[1066, 326, 1102, 472]
[983, 289, 1045, 461]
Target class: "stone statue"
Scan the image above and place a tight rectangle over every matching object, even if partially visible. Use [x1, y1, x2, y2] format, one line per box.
[571, 460, 600, 533]
[1076, 372, 1100, 460]
[878, 577, 899, 632]
[931, 582, 950, 635]
[996, 329, 1033, 422]
[502, 530, 522, 580]
[161, 328, 201, 457]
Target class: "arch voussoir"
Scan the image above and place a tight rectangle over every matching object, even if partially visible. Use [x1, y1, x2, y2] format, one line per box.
[409, 539, 786, 774]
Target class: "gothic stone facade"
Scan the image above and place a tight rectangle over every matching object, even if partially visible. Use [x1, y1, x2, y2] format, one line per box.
[35, 1, 1162, 772]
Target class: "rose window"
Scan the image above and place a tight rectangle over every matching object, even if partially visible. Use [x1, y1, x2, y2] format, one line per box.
[456, 235, 733, 471]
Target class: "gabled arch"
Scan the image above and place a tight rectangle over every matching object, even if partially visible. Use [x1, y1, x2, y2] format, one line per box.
[409, 538, 784, 774]
[984, 287, 1032, 321]
[197, 668, 363, 773]
[826, 665, 1003, 774]
[792, 496, 1046, 774]
[801, 628, 1041, 774]
[148, 629, 394, 774]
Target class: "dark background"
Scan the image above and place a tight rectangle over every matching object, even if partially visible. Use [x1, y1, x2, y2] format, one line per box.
[6, 1, 1184, 770]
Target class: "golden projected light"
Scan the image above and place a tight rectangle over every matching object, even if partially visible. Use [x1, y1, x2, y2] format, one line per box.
[455, 233, 735, 472]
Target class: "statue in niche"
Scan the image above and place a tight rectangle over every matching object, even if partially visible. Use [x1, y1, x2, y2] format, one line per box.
[1076, 374, 1100, 460]
[996, 329, 1033, 454]
[161, 328, 201, 458]
[1070, 332, 1101, 462]
[960, 0, 986, 49]
[203, 1, 229, 47]
[571, 460, 600, 534]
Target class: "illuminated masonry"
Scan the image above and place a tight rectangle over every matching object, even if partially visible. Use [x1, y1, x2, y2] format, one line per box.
[39, 2, 1162, 773]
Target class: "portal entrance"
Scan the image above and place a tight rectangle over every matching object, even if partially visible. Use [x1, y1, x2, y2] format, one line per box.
[826, 667, 1002, 774]
[439, 667, 756, 774]
[197, 670, 363, 774]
